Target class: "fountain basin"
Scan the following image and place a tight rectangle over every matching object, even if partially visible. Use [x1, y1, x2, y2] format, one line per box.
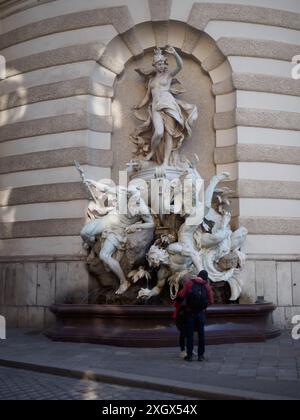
[46, 303, 280, 347]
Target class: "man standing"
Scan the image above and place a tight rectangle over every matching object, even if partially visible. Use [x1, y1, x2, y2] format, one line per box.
[176, 270, 214, 362]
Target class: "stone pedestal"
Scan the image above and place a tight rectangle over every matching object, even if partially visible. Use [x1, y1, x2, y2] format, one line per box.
[46, 303, 280, 347]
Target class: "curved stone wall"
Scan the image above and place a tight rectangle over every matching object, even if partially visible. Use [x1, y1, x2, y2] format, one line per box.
[0, 0, 299, 328]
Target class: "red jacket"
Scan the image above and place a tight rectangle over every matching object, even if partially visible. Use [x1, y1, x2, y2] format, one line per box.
[173, 276, 214, 319]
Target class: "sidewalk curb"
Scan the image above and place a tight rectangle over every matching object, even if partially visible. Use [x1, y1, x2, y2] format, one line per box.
[0, 358, 295, 401]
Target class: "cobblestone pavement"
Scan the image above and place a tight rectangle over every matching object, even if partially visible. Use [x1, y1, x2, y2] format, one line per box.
[0, 367, 192, 400]
[204, 333, 300, 382]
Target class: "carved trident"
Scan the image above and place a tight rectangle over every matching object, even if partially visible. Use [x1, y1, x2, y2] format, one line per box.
[74, 160, 97, 203]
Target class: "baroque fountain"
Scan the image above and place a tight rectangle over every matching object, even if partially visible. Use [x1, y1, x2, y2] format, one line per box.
[47, 47, 280, 346]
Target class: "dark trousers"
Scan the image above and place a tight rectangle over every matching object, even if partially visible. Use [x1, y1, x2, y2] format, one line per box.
[179, 331, 186, 352]
[176, 311, 187, 351]
[186, 312, 205, 358]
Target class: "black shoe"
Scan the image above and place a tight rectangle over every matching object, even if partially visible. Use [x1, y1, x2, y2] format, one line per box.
[184, 356, 193, 362]
[198, 356, 205, 362]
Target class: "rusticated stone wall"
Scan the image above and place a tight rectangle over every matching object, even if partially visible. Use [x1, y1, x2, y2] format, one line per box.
[0, 259, 90, 328]
[0, 0, 299, 328]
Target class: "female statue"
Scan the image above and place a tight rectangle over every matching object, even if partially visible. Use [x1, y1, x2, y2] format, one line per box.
[133, 46, 198, 167]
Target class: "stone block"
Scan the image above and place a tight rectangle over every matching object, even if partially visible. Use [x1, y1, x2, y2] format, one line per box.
[3, 306, 18, 328]
[0, 265, 5, 305]
[277, 262, 293, 307]
[93, 64, 116, 88]
[272, 307, 286, 330]
[37, 263, 56, 307]
[237, 369, 257, 378]
[292, 262, 300, 306]
[18, 306, 44, 329]
[256, 367, 277, 378]
[256, 261, 277, 304]
[121, 28, 143, 57]
[202, 48, 225, 73]
[167, 21, 186, 50]
[3, 264, 19, 305]
[55, 261, 89, 304]
[99, 36, 132, 75]
[19, 263, 38, 306]
[212, 77, 234, 96]
[134, 22, 156, 51]
[149, 0, 172, 22]
[3, 263, 37, 306]
[44, 307, 56, 328]
[210, 61, 232, 84]
[152, 21, 169, 48]
[214, 110, 235, 130]
[240, 260, 256, 304]
[182, 26, 201, 56]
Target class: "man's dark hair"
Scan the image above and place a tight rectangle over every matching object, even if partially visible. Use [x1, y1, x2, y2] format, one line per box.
[198, 270, 208, 282]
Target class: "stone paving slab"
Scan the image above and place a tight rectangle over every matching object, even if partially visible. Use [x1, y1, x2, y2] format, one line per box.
[0, 329, 300, 400]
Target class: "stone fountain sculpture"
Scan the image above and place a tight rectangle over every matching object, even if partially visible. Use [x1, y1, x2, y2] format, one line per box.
[47, 47, 281, 348]
[79, 46, 248, 305]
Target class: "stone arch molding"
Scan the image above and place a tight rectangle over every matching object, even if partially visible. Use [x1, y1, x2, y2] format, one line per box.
[93, 18, 236, 177]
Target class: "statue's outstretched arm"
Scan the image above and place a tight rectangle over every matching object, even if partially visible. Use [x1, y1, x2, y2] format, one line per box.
[166, 46, 183, 77]
[204, 172, 230, 214]
[85, 179, 112, 193]
[138, 266, 169, 300]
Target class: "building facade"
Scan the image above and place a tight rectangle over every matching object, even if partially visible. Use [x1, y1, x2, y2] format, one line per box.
[0, 0, 299, 329]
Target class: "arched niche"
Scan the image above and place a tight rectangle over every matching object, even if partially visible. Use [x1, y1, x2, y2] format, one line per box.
[97, 21, 235, 186]
[112, 50, 215, 183]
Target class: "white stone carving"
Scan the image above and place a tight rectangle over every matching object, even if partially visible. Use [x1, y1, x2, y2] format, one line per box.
[78, 47, 248, 302]
[137, 172, 248, 302]
[131, 46, 198, 168]
[78, 167, 155, 295]
[200, 172, 248, 301]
